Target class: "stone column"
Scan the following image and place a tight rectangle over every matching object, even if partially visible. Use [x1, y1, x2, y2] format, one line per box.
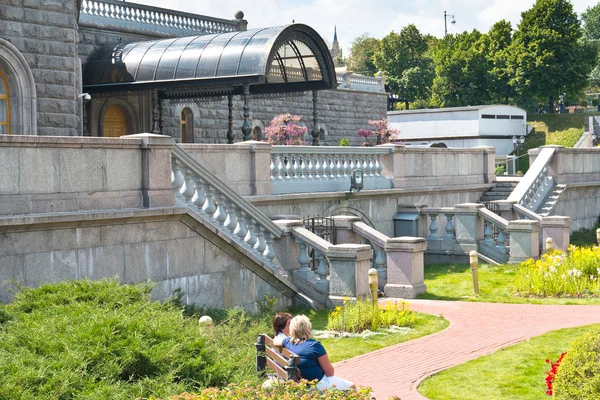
[233, 140, 272, 195]
[272, 219, 304, 275]
[541, 216, 571, 251]
[332, 215, 362, 244]
[384, 237, 427, 299]
[475, 146, 496, 184]
[130, 133, 176, 208]
[327, 244, 372, 305]
[493, 200, 517, 221]
[453, 203, 485, 244]
[506, 219, 541, 263]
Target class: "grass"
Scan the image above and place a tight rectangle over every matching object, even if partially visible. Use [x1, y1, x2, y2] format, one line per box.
[418, 323, 600, 400]
[290, 307, 449, 363]
[419, 263, 600, 305]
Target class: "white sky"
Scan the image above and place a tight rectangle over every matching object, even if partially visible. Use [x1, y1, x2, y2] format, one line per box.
[134, 0, 599, 55]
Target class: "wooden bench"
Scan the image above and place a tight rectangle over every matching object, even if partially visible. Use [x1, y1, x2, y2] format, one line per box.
[255, 334, 301, 381]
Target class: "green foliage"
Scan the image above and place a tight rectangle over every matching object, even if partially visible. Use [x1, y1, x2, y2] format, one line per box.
[592, 99, 599, 107]
[326, 298, 415, 333]
[486, 20, 517, 104]
[338, 138, 350, 146]
[157, 380, 372, 399]
[0, 279, 272, 399]
[346, 34, 380, 76]
[553, 327, 600, 399]
[514, 246, 600, 297]
[495, 164, 506, 175]
[571, 223, 600, 247]
[582, 3, 600, 41]
[507, 0, 594, 110]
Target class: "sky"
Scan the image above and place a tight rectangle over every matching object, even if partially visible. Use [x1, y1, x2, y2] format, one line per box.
[134, 0, 599, 55]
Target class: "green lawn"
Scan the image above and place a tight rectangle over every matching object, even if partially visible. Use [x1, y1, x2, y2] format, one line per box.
[418, 323, 600, 400]
[290, 308, 449, 363]
[419, 263, 600, 305]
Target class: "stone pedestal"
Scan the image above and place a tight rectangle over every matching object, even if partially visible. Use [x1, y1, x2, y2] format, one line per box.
[453, 203, 485, 243]
[132, 133, 176, 208]
[541, 216, 571, 251]
[384, 236, 427, 299]
[332, 215, 362, 244]
[272, 219, 304, 275]
[328, 244, 372, 304]
[245, 141, 273, 195]
[506, 219, 540, 263]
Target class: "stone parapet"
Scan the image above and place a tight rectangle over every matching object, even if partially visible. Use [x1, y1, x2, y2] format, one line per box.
[540, 216, 571, 251]
[506, 219, 541, 263]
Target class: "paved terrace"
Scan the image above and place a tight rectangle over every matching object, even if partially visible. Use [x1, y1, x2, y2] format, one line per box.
[334, 299, 600, 400]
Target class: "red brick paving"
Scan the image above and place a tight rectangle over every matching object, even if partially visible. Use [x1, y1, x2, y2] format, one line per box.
[333, 299, 600, 400]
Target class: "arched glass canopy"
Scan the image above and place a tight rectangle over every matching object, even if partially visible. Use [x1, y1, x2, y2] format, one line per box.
[83, 24, 336, 95]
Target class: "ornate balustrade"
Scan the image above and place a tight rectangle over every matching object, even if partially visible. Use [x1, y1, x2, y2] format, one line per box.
[337, 72, 385, 93]
[477, 207, 510, 262]
[270, 145, 393, 194]
[80, 0, 243, 36]
[171, 145, 282, 270]
[507, 147, 556, 213]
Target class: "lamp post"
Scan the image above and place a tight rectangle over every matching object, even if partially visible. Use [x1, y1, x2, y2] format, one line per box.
[512, 135, 525, 173]
[444, 11, 456, 36]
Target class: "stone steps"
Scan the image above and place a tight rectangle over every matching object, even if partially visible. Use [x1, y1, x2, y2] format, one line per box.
[480, 180, 519, 202]
[538, 185, 566, 216]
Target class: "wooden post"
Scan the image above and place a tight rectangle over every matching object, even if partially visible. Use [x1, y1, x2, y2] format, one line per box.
[368, 267, 378, 306]
[255, 334, 266, 376]
[469, 251, 479, 295]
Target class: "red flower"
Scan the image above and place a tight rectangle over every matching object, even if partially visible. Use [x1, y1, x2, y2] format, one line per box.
[545, 352, 567, 396]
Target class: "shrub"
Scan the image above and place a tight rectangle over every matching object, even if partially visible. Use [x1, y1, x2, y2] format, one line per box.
[356, 119, 401, 147]
[159, 380, 372, 399]
[264, 114, 308, 145]
[326, 298, 415, 333]
[338, 138, 350, 146]
[495, 164, 506, 175]
[0, 279, 271, 399]
[514, 246, 600, 297]
[570, 223, 600, 247]
[592, 99, 599, 107]
[552, 328, 600, 399]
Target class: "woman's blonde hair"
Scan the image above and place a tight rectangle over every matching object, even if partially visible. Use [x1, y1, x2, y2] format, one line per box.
[289, 315, 312, 344]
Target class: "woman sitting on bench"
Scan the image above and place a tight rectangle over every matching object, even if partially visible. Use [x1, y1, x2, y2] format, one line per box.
[274, 314, 356, 391]
[273, 312, 292, 340]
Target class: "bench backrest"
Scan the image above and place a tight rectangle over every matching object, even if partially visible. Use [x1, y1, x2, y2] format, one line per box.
[256, 334, 301, 381]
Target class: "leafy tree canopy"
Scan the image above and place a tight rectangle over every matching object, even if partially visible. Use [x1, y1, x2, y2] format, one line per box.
[346, 33, 380, 76]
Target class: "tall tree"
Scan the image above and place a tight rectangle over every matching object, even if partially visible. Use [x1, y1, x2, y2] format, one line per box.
[346, 34, 380, 76]
[486, 20, 516, 104]
[373, 24, 434, 109]
[582, 3, 600, 41]
[507, 0, 594, 112]
[431, 30, 493, 107]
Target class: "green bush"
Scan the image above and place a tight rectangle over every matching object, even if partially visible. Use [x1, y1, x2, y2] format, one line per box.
[338, 138, 350, 146]
[326, 298, 415, 333]
[0, 279, 271, 399]
[495, 164, 506, 175]
[159, 380, 372, 399]
[571, 223, 600, 247]
[514, 246, 600, 297]
[553, 328, 600, 399]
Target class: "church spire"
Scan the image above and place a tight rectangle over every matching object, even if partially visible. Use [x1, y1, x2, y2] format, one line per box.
[331, 25, 341, 60]
[333, 25, 338, 44]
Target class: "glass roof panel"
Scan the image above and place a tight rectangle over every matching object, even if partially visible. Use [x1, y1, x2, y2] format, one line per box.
[136, 39, 178, 82]
[174, 36, 213, 80]
[195, 31, 238, 77]
[118, 42, 155, 82]
[216, 30, 259, 77]
[155, 36, 197, 81]
[237, 27, 279, 75]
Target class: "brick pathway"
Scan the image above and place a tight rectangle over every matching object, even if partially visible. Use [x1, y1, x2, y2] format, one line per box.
[334, 299, 600, 400]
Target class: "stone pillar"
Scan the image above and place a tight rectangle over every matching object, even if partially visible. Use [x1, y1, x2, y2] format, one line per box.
[128, 133, 176, 208]
[541, 216, 571, 251]
[494, 200, 517, 221]
[272, 220, 304, 275]
[453, 203, 485, 243]
[332, 215, 362, 244]
[237, 140, 272, 195]
[476, 146, 496, 184]
[506, 219, 540, 263]
[327, 244, 372, 305]
[383, 237, 427, 299]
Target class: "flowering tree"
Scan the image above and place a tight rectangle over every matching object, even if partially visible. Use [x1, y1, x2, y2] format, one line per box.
[357, 119, 401, 146]
[264, 113, 308, 145]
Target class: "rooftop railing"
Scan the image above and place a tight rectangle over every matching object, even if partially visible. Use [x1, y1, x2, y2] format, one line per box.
[79, 0, 245, 36]
[336, 72, 386, 93]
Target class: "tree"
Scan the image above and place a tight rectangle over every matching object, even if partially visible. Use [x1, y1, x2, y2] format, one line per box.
[430, 30, 493, 107]
[346, 33, 380, 76]
[582, 3, 600, 41]
[486, 20, 516, 104]
[506, 0, 594, 112]
[373, 24, 434, 109]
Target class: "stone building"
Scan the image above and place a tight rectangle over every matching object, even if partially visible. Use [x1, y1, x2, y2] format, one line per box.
[0, 0, 387, 145]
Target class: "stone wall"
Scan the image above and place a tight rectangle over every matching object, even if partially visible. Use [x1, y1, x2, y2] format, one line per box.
[0, 209, 293, 310]
[0, 0, 79, 135]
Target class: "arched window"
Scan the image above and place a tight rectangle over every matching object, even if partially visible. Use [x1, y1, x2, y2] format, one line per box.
[180, 108, 193, 143]
[253, 126, 262, 141]
[103, 105, 127, 137]
[0, 69, 9, 134]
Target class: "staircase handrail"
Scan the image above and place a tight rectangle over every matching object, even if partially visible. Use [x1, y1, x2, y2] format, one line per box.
[477, 207, 509, 230]
[507, 147, 556, 210]
[291, 227, 331, 254]
[272, 145, 394, 155]
[172, 145, 282, 238]
[513, 203, 542, 222]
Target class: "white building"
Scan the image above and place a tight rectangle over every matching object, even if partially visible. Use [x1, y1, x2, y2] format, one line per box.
[387, 105, 527, 156]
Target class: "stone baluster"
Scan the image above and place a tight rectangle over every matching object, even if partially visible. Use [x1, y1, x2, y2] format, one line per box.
[314, 251, 329, 292]
[428, 214, 439, 239]
[305, 155, 315, 180]
[443, 213, 455, 240]
[313, 155, 322, 180]
[212, 193, 227, 226]
[263, 231, 277, 268]
[233, 209, 248, 242]
[483, 221, 495, 245]
[295, 239, 313, 280]
[288, 154, 299, 181]
[254, 224, 267, 254]
[333, 155, 342, 179]
[298, 154, 308, 181]
[374, 247, 387, 282]
[223, 200, 239, 235]
[275, 155, 285, 181]
[269, 157, 276, 181]
[191, 175, 206, 215]
[178, 165, 196, 207]
[321, 155, 331, 179]
[496, 227, 507, 253]
[171, 158, 185, 203]
[200, 182, 217, 223]
[244, 215, 257, 250]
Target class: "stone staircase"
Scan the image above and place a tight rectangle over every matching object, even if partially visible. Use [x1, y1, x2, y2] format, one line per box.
[480, 178, 520, 202]
[538, 184, 566, 216]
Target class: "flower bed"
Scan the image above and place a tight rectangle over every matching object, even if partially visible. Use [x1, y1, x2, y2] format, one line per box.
[327, 298, 415, 333]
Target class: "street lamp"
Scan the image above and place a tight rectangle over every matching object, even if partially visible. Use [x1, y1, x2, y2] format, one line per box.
[513, 135, 525, 172]
[444, 11, 456, 36]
